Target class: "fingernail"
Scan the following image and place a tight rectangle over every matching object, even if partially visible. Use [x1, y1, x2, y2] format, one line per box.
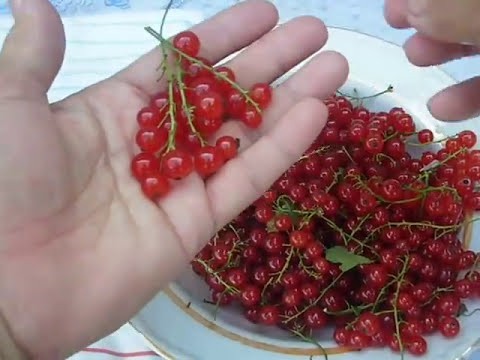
[407, 0, 428, 15]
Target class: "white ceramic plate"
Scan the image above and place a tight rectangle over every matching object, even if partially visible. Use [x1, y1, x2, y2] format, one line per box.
[130, 27, 480, 360]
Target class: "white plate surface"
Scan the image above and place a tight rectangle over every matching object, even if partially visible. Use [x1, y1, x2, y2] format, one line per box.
[131, 26, 480, 360]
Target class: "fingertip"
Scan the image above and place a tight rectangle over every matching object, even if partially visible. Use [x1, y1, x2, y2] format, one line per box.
[295, 15, 328, 43]
[384, 0, 410, 29]
[1, 0, 65, 94]
[316, 50, 350, 95]
[428, 77, 480, 121]
[245, 0, 280, 25]
[403, 33, 476, 66]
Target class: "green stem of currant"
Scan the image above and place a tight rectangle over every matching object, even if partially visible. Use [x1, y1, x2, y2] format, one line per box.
[195, 259, 240, 295]
[165, 70, 178, 151]
[467, 254, 480, 278]
[418, 147, 467, 179]
[260, 276, 274, 305]
[145, 26, 262, 114]
[173, 62, 206, 146]
[274, 248, 294, 283]
[296, 249, 320, 279]
[284, 272, 345, 324]
[393, 256, 410, 357]
[290, 329, 328, 360]
[299, 146, 331, 161]
[337, 85, 393, 106]
[407, 133, 459, 147]
[372, 277, 397, 313]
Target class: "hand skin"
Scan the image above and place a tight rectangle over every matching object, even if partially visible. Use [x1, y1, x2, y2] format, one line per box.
[384, 0, 480, 121]
[0, 0, 348, 358]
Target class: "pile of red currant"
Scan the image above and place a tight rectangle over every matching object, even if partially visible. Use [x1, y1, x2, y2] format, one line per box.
[191, 92, 480, 356]
[130, 30, 272, 199]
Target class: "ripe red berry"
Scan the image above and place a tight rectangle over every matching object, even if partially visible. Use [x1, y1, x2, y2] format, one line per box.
[172, 30, 201, 57]
[215, 136, 239, 161]
[438, 317, 460, 338]
[140, 173, 170, 199]
[161, 149, 194, 180]
[131, 152, 160, 180]
[418, 129, 434, 144]
[137, 106, 162, 128]
[194, 146, 225, 177]
[135, 127, 168, 153]
[241, 106, 263, 129]
[249, 83, 273, 109]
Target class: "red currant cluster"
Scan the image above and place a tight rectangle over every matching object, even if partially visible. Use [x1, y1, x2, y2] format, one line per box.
[130, 30, 273, 199]
[191, 93, 480, 356]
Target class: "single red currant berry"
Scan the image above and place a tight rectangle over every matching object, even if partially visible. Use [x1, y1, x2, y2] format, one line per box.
[249, 83, 273, 109]
[333, 327, 352, 346]
[194, 145, 225, 177]
[135, 127, 168, 153]
[215, 136, 239, 161]
[131, 152, 160, 180]
[161, 149, 194, 180]
[240, 285, 261, 307]
[140, 173, 170, 199]
[418, 129, 434, 144]
[137, 106, 161, 128]
[258, 305, 280, 326]
[195, 91, 225, 120]
[274, 214, 293, 231]
[459, 130, 477, 148]
[226, 89, 247, 118]
[289, 230, 314, 249]
[214, 66, 236, 93]
[304, 307, 328, 329]
[194, 116, 223, 136]
[241, 106, 263, 129]
[172, 30, 201, 57]
[438, 317, 460, 338]
[355, 312, 381, 336]
[406, 335, 428, 356]
[364, 134, 384, 154]
[349, 331, 371, 349]
[446, 138, 462, 154]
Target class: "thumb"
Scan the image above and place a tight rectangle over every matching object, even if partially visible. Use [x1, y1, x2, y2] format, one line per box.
[406, 0, 480, 46]
[0, 0, 65, 97]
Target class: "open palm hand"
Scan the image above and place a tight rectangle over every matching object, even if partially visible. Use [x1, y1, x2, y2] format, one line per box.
[0, 0, 347, 358]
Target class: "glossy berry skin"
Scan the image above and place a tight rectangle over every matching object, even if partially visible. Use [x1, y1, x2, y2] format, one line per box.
[355, 312, 381, 336]
[172, 30, 201, 57]
[137, 106, 161, 128]
[249, 83, 273, 109]
[215, 136, 239, 161]
[131, 152, 160, 180]
[161, 149, 194, 180]
[303, 307, 328, 329]
[135, 127, 169, 154]
[194, 146, 225, 177]
[140, 174, 170, 199]
[240, 285, 261, 307]
[241, 106, 263, 129]
[195, 91, 225, 120]
[438, 317, 460, 338]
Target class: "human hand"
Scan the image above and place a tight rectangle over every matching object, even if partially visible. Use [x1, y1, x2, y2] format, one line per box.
[384, 0, 480, 121]
[0, 0, 347, 358]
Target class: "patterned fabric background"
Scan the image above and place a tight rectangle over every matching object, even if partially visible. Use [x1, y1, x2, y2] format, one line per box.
[0, 0, 189, 14]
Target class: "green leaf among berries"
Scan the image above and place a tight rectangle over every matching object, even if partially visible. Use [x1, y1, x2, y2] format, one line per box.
[325, 246, 373, 272]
